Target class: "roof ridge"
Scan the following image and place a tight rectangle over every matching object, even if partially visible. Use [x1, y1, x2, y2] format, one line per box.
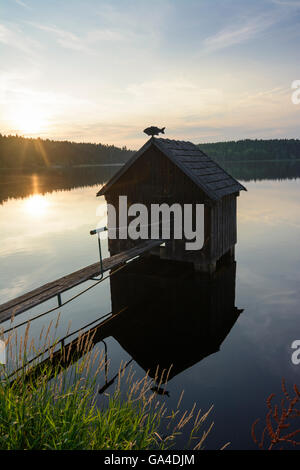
[153, 138, 244, 200]
[97, 137, 246, 199]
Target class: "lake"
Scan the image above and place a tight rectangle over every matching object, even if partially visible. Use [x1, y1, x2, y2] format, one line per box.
[0, 163, 300, 450]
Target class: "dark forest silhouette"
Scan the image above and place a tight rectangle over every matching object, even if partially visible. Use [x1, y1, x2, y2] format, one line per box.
[200, 139, 300, 162]
[1, 135, 300, 170]
[2, 134, 300, 205]
[0, 134, 134, 169]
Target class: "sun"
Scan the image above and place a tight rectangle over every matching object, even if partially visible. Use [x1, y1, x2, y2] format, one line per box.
[10, 105, 48, 134]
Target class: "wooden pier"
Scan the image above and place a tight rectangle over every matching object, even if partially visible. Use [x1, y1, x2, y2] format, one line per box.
[0, 239, 163, 323]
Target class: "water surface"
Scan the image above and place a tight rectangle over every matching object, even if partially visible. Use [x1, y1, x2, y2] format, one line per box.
[0, 164, 299, 450]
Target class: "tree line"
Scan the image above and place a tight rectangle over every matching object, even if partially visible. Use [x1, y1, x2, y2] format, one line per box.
[199, 139, 300, 162]
[1, 135, 300, 169]
[0, 134, 135, 168]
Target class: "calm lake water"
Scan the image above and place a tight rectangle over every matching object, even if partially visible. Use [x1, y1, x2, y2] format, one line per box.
[0, 164, 300, 450]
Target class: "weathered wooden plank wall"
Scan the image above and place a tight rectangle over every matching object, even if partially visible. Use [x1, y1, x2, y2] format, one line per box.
[104, 146, 237, 270]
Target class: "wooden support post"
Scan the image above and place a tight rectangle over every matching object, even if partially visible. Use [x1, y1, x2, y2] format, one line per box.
[193, 260, 216, 274]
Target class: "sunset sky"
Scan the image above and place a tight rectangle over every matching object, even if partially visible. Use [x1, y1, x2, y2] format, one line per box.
[1, 0, 300, 148]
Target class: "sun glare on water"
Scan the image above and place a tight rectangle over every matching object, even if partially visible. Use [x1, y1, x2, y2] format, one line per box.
[24, 194, 50, 217]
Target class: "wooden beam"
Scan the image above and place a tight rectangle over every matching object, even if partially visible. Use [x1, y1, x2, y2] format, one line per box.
[0, 239, 163, 323]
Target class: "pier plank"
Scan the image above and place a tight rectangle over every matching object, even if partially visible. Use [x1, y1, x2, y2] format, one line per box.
[0, 239, 163, 323]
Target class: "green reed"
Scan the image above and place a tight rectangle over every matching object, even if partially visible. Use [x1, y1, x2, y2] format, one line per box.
[0, 319, 214, 450]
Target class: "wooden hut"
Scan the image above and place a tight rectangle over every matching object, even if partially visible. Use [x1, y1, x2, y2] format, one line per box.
[97, 137, 246, 272]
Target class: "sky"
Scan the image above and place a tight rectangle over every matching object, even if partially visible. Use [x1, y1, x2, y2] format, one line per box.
[1, 0, 300, 148]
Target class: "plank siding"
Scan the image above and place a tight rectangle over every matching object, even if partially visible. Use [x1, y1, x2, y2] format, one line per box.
[104, 146, 238, 270]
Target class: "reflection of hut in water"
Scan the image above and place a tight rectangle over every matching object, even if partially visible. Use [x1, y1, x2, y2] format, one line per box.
[18, 256, 242, 391]
[98, 256, 242, 383]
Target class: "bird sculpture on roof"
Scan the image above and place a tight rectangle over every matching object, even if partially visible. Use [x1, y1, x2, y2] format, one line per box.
[143, 126, 165, 137]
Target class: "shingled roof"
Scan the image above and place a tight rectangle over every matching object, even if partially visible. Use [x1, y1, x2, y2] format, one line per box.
[97, 138, 246, 201]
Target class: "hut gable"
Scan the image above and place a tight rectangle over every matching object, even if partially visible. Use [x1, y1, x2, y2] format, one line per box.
[97, 137, 246, 200]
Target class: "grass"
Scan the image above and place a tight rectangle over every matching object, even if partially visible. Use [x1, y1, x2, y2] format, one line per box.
[0, 367, 164, 450]
[0, 321, 214, 450]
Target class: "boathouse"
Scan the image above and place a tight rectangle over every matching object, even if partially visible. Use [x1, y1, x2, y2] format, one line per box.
[97, 137, 246, 272]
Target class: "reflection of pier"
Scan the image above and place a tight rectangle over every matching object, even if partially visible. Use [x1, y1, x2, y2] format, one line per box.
[14, 256, 242, 390]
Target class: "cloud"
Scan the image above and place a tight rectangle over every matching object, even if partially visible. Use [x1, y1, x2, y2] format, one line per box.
[96, 1, 172, 34]
[30, 23, 138, 54]
[270, 0, 300, 6]
[202, 13, 282, 52]
[0, 81, 93, 112]
[126, 79, 224, 115]
[30, 24, 91, 53]
[15, 0, 31, 9]
[0, 23, 40, 55]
